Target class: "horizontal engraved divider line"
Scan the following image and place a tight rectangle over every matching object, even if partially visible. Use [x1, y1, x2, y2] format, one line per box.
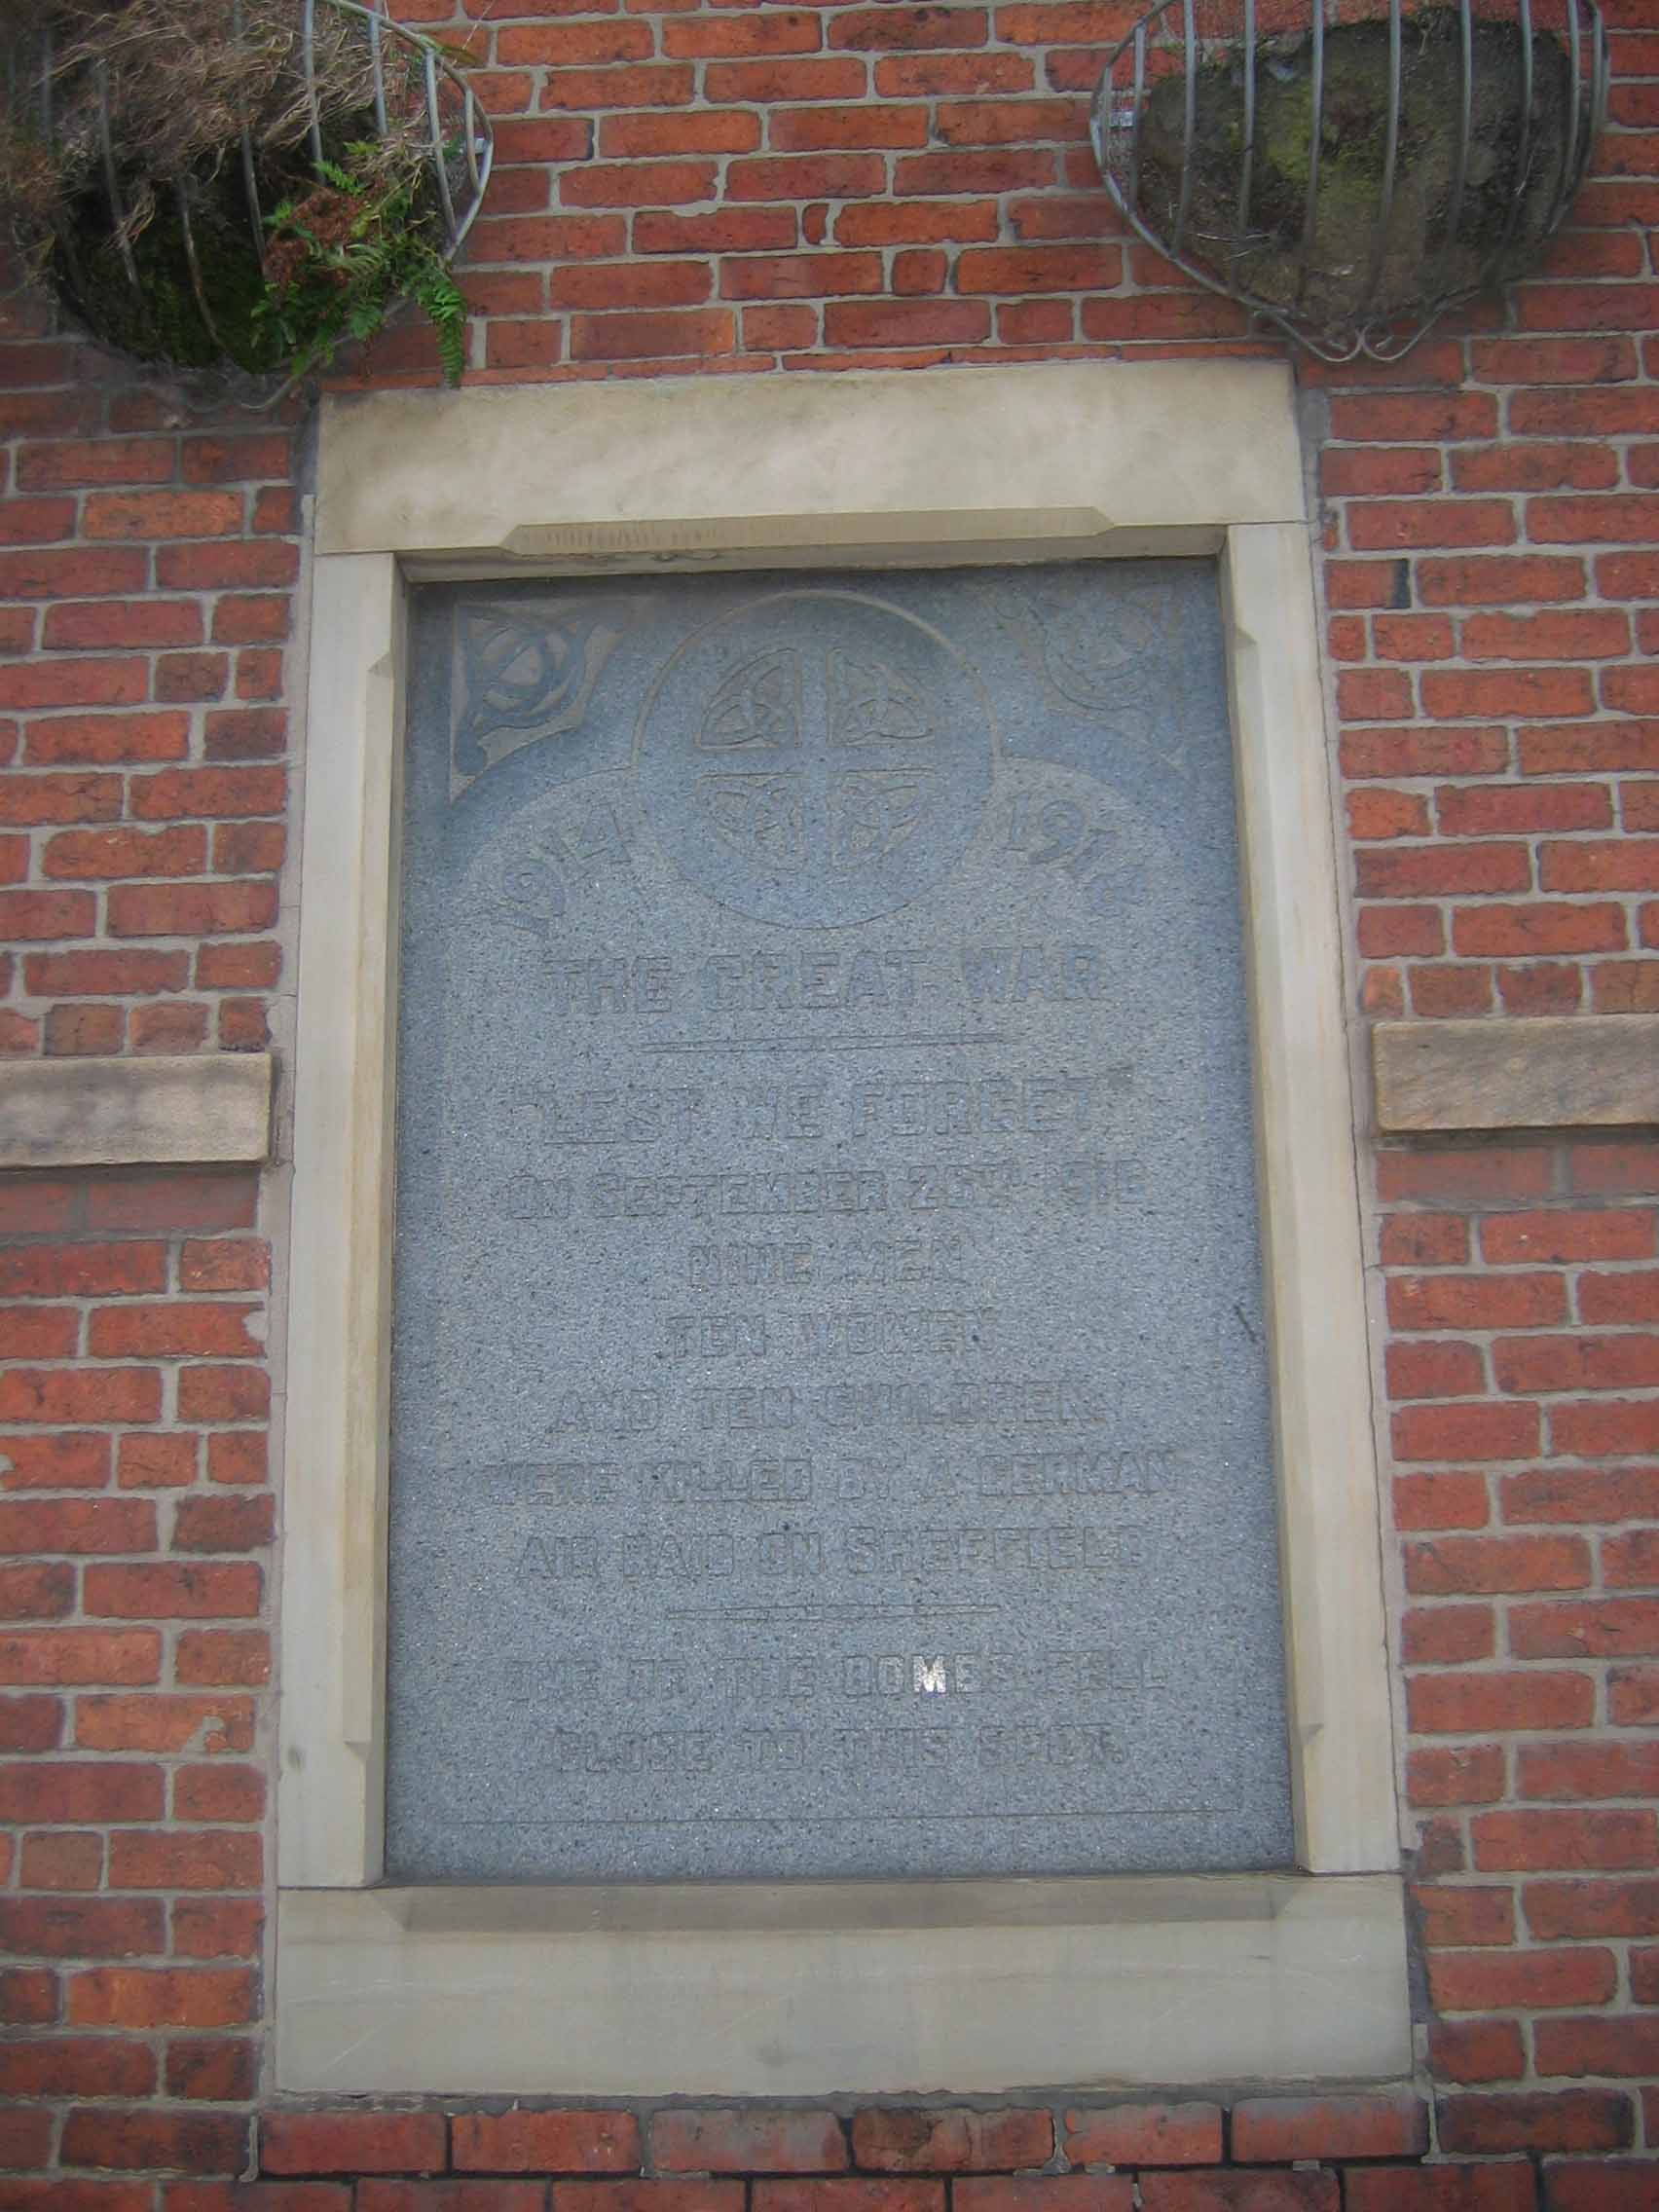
[450, 1809, 1218, 1827]
[663, 1603, 1009, 1619]
[639, 1035, 1011, 1053]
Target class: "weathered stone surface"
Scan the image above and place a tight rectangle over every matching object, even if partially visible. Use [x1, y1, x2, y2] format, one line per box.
[1374, 1016, 1659, 1133]
[384, 561, 1291, 1883]
[0, 1053, 272, 1169]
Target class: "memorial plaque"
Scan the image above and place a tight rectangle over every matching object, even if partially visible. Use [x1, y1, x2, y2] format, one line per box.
[385, 561, 1294, 1883]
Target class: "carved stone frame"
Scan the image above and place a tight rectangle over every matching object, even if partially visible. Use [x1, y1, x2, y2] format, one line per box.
[276, 360, 1406, 2095]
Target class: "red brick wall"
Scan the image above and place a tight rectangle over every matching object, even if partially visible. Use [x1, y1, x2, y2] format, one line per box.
[4, 0, 1659, 2198]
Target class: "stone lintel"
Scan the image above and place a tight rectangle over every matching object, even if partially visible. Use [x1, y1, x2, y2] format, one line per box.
[1375, 1017, 1659, 1134]
[0, 1052, 274, 1169]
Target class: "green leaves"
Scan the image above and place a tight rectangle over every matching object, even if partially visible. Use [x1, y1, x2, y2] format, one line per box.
[256, 138, 470, 387]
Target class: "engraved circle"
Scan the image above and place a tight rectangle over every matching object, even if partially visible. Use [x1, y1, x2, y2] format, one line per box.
[635, 591, 994, 927]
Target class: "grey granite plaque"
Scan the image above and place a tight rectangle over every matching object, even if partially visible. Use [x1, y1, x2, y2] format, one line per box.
[385, 561, 1294, 1884]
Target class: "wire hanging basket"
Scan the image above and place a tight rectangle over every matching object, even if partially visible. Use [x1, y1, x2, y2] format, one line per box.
[3, 0, 493, 387]
[1090, 0, 1606, 363]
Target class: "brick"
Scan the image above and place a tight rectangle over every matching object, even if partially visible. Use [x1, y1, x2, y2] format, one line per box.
[0, 1241, 166, 1300]
[876, 54, 1033, 93]
[0, 2186, 157, 2212]
[1408, 1672, 1594, 1733]
[174, 1630, 269, 1687]
[1606, 1529, 1659, 1586]
[1539, 838, 1659, 893]
[1403, 1604, 1494, 1663]
[1397, 1473, 1490, 1543]
[41, 1006, 124, 1060]
[651, 2114, 847, 2175]
[1409, 1745, 1505, 1805]
[1437, 2093, 1632, 2156]
[60, 2109, 249, 2175]
[85, 1563, 261, 1620]
[770, 105, 929, 152]
[753, 2192, 941, 2212]
[18, 1830, 104, 1890]
[1519, 1740, 1659, 1799]
[89, 1302, 260, 1358]
[177, 1367, 270, 1421]
[1535, 2015, 1659, 2077]
[453, 2116, 641, 2174]
[0, 1894, 164, 1957]
[1347, 2171, 1535, 2210]
[170, 1898, 265, 1959]
[44, 601, 203, 649]
[570, 310, 735, 360]
[556, 2191, 740, 2212]
[1231, 2095, 1426, 2164]
[1487, 1211, 1655, 1265]
[0, 1965, 58, 2023]
[362, 2192, 542, 2212]
[165, 2037, 259, 2102]
[172, 1493, 275, 1554]
[0, 2187, 160, 2212]
[1389, 1272, 1567, 1331]
[0, 1496, 156, 1556]
[720, 254, 883, 301]
[0, 1429, 111, 1489]
[895, 151, 1056, 197]
[0, 1758, 162, 1823]
[156, 543, 298, 591]
[1405, 1536, 1589, 1597]
[75, 1693, 254, 1754]
[0, 2037, 156, 2098]
[1456, 444, 1621, 493]
[0, 1695, 63, 1751]
[1393, 1403, 1542, 1463]
[1339, 669, 1414, 720]
[1550, 1402, 1659, 1456]
[0, 1624, 161, 1684]
[1471, 1809, 1659, 1871]
[1503, 1466, 1659, 1524]
[1058, 2106, 1217, 2167]
[1422, 670, 1597, 719]
[1427, 2019, 1530, 2087]
[1545, 2166, 1659, 2212]
[86, 1171, 258, 1235]
[1386, 1342, 1486, 1399]
[824, 300, 990, 347]
[954, 2188, 1132, 2212]
[0, 1366, 161, 1425]
[1570, 1146, 1659, 1198]
[107, 1828, 261, 1889]
[1429, 1946, 1619, 2010]
[0, 1560, 72, 1617]
[260, 2117, 452, 2177]
[1529, 495, 1659, 542]
[172, 1764, 265, 1822]
[1439, 784, 1613, 835]
[562, 162, 719, 209]
[1515, 1598, 1659, 1660]
[1415, 1885, 1515, 1948]
[0, 771, 123, 825]
[1137, 2179, 1337, 2212]
[1355, 844, 1531, 898]
[1495, 1334, 1659, 1393]
[1347, 499, 1516, 552]
[955, 245, 1120, 294]
[206, 1434, 268, 1488]
[849, 2113, 1051, 2173]
[1417, 556, 1586, 605]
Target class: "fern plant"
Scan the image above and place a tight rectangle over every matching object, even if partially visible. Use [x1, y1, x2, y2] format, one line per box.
[256, 140, 469, 386]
